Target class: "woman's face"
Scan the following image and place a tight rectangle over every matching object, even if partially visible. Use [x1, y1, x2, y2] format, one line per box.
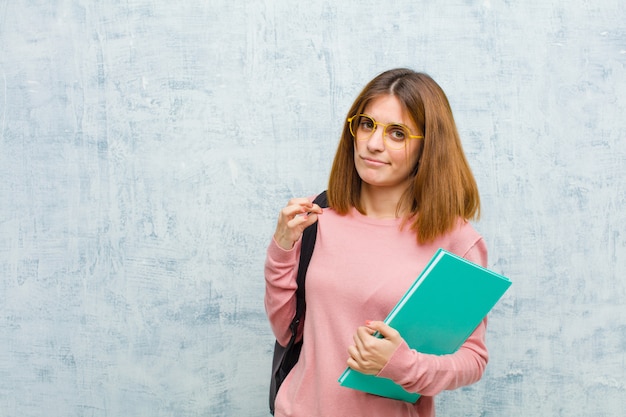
[353, 94, 423, 194]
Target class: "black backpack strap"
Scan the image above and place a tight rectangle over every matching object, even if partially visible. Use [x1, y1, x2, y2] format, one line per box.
[291, 190, 329, 335]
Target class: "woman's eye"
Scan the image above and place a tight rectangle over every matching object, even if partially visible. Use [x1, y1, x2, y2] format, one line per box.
[360, 119, 375, 131]
[388, 127, 407, 141]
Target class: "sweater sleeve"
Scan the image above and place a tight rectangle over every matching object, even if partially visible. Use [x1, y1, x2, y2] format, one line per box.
[377, 238, 490, 396]
[264, 237, 302, 346]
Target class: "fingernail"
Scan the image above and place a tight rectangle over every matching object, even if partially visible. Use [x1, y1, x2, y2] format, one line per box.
[365, 320, 372, 325]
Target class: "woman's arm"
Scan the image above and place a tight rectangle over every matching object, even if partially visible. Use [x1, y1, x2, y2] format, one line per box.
[379, 238, 490, 395]
[264, 237, 301, 346]
[376, 317, 488, 396]
[264, 197, 323, 345]
[347, 238, 490, 396]
[265, 197, 324, 345]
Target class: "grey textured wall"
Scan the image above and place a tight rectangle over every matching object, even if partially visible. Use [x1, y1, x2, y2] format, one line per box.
[0, 1, 624, 416]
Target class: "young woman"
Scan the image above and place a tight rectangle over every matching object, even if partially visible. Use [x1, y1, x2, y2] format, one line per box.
[265, 68, 488, 417]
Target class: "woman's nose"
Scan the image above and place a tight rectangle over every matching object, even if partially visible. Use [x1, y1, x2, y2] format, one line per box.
[366, 127, 386, 151]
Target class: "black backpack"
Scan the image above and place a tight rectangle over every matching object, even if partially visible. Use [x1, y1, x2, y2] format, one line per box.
[269, 191, 329, 415]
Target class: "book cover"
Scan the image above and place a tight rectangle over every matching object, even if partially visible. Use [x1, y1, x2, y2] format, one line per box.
[338, 248, 512, 402]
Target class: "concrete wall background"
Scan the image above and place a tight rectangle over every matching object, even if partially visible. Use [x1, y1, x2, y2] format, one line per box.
[0, 1, 624, 416]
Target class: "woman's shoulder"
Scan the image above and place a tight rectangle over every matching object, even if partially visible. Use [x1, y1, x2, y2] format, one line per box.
[432, 218, 486, 259]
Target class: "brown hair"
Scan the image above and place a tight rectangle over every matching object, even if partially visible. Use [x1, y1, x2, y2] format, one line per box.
[327, 68, 480, 243]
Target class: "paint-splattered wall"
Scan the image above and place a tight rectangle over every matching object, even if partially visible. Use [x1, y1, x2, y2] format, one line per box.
[0, 1, 624, 416]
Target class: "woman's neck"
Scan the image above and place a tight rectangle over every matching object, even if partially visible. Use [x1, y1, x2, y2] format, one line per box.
[359, 185, 407, 219]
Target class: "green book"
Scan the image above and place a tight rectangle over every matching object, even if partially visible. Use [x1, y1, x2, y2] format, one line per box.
[338, 248, 512, 402]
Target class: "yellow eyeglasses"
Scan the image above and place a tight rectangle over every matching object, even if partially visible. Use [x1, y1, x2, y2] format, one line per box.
[347, 114, 423, 150]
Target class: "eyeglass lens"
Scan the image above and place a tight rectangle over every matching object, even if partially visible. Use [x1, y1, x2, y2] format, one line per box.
[350, 115, 411, 149]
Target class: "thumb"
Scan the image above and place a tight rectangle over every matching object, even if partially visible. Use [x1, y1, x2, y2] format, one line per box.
[365, 320, 400, 340]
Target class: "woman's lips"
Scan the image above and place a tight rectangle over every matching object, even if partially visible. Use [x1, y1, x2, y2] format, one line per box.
[360, 156, 388, 167]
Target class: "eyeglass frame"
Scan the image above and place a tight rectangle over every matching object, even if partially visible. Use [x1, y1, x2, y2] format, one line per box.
[346, 114, 424, 149]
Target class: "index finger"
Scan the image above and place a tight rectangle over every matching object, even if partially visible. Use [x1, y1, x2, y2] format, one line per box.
[286, 197, 315, 208]
[280, 198, 314, 217]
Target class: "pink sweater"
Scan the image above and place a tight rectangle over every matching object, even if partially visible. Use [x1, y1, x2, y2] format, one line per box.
[265, 207, 489, 417]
